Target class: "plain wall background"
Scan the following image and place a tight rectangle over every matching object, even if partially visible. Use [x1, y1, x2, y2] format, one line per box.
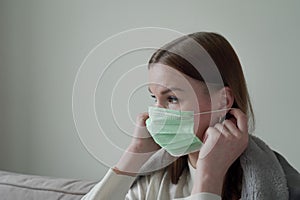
[0, 0, 299, 180]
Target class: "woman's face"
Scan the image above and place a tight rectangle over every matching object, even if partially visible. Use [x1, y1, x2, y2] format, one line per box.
[148, 63, 221, 141]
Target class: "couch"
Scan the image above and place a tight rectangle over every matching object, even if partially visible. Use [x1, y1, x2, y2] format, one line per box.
[0, 170, 97, 200]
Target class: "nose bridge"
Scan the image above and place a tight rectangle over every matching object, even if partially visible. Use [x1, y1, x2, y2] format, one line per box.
[155, 99, 167, 109]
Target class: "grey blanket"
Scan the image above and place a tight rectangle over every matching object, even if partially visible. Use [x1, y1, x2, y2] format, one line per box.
[240, 136, 300, 200]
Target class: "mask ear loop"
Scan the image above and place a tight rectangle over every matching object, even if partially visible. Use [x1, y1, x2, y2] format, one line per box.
[193, 108, 231, 116]
[193, 108, 231, 124]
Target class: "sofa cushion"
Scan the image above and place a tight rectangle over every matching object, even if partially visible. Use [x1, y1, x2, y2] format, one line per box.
[0, 170, 97, 200]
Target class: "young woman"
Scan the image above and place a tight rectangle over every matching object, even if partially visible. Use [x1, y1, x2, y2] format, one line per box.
[82, 32, 300, 200]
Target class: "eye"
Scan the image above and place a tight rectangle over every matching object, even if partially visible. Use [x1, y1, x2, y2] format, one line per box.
[168, 96, 179, 104]
[150, 95, 157, 102]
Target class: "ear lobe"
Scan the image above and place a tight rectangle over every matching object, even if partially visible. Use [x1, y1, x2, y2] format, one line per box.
[220, 98, 227, 107]
[219, 87, 234, 109]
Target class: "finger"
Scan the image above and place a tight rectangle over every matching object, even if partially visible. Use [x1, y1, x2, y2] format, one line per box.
[223, 119, 249, 149]
[223, 119, 239, 136]
[203, 127, 221, 143]
[227, 115, 237, 126]
[229, 108, 248, 133]
[199, 127, 221, 159]
[201, 126, 218, 143]
[214, 123, 231, 137]
[136, 112, 149, 126]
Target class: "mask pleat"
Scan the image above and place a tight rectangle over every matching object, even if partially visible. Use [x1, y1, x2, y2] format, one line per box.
[145, 106, 203, 156]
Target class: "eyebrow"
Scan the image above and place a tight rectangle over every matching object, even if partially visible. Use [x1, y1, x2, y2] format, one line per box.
[148, 87, 184, 95]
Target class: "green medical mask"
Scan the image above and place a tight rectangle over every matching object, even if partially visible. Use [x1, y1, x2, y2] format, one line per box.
[145, 106, 227, 157]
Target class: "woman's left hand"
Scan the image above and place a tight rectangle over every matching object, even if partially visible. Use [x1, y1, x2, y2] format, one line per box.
[192, 108, 249, 196]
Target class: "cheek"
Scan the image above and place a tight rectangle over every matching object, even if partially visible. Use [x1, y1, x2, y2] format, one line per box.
[177, 96, 205, 111]
[193, 114, 211, 141]
[167, 104, 181, 110]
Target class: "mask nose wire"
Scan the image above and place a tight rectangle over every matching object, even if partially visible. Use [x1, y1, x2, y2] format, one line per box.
[193, 108, 231, 115]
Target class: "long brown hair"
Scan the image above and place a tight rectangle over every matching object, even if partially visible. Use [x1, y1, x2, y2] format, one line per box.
[148, 32, 254, 200]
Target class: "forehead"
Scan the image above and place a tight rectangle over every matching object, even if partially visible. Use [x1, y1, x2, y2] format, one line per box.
[148, 63, 199, 91]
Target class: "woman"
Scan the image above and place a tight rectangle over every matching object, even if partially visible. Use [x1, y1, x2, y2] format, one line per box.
[82, 32, 300, 200]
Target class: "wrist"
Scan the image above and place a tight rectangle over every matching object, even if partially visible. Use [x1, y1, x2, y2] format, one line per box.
[115, 147, 155, 174]
[112, 166, 137, 177]
[127, 143, 145, 153]
[192, 171, 225, 196]
[128, 139, 158, 153]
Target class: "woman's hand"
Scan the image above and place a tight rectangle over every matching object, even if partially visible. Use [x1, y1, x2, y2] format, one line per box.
[114, 113, 160, 176]
[127, 112, 160, 153]
[192, 108, 249, 196]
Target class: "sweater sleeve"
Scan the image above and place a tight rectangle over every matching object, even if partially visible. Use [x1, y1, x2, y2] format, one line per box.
[81, 168, 136, 200]
[82, 169, 221, 200]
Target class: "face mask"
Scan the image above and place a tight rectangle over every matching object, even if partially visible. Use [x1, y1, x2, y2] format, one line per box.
[145, 106, 227, 157]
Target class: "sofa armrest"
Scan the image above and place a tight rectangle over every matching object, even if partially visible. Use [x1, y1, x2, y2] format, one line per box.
[0, 170, 97, 200]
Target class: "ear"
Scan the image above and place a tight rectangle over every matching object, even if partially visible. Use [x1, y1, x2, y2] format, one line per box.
[218, 87, 234, 109]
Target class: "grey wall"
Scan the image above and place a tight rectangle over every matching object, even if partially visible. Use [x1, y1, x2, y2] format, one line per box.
[0, 0, 299, 180]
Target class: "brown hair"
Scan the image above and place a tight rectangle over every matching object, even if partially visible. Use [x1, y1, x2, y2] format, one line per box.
[148, 32, 254, 200]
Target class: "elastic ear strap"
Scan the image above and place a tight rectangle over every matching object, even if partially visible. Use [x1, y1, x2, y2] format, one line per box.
[193, 108, 231, 115]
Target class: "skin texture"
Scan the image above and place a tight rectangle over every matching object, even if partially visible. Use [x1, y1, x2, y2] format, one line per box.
[115, 64, 248, 196]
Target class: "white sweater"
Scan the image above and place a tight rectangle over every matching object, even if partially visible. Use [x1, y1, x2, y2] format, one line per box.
[82, 161, 221, 200]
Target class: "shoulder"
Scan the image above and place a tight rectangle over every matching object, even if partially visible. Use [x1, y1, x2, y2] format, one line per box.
[273, 151, 300, 200]
[132, 167, 170, 187]
[130, 166, 190, 192]
[241, 135, 300, 199]
[126, 167, 171, 199]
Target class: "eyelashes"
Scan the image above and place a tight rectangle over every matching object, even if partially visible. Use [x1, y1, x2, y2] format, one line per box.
[151, 95, 156, 101]
[168, 96, 179, 103]
[150, 95, 179, 104]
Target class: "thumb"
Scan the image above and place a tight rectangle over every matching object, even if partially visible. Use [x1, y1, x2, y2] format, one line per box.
[198, 127, 221, 159]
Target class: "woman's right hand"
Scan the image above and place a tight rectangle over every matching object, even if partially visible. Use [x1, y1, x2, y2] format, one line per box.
[114, 112, 160, 175]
